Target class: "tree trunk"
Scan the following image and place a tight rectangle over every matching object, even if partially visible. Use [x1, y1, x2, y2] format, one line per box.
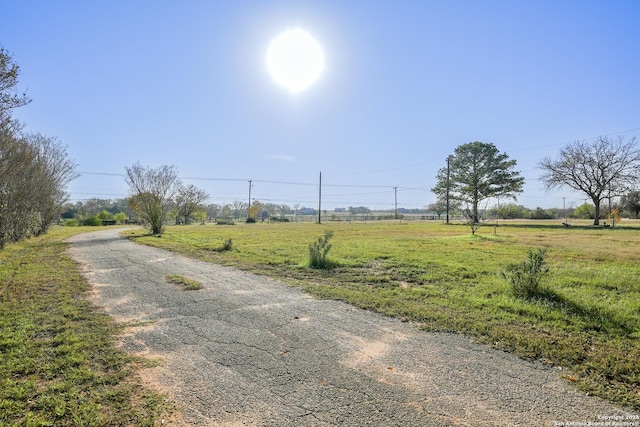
[473, 199, 479, 224]
[592, 197, 600, 226]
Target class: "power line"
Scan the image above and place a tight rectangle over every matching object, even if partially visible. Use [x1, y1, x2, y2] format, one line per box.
[72, 125, 639, 209]
[182, 176, 250, 183]
[78, 171, 125, 177]
[77, 125, 640, 190]
[77, 171, 415, 190]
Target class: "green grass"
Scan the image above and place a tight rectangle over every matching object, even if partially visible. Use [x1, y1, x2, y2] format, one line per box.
[165, 274, 203, 290]
[128, 220, 640, 410]
[0, 227, 166, 426]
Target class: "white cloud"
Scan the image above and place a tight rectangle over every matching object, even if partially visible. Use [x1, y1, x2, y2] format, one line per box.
[269, 154, 295, 162]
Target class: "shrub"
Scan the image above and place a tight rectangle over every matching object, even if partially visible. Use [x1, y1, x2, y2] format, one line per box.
[246, 217, 256, 223]
[215, 217, 235, 225]
[309, 230, 334, 269]
[63, 219, 78, 227]
[270, 217, 290, 222]
[97, 210, 112, 220]
[113, 212, 128, 224]
[82, 216, 102, 226]
[502, 248, 549, 298]
[220, 238, 233, 252]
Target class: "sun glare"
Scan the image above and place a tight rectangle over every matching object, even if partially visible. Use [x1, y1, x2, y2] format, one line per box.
[266, 28, 325, 94]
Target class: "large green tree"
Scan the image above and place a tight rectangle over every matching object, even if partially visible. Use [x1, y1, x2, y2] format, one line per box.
[432, 142, 524, 233]
[539, 136, 640, 226]
[621, 190, 640, 219]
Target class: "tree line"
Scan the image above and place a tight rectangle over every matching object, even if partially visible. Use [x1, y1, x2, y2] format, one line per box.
[66, 139, 640, 236]
[427, 201, 640, 222]
[430, 138, 640, 233]
[0, 46, 77, 248]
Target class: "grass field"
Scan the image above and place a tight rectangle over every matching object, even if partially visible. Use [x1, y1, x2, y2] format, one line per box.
[0, 227, 165, 426]
[129, 220, 640, 410]
[2, 220, 637, 425]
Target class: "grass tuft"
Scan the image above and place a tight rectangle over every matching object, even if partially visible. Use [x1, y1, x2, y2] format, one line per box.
[219, 238, 233, 252]
[165, 274, 203, 290]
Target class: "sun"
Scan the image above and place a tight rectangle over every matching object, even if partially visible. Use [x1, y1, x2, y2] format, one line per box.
[266, 29, 325, 94]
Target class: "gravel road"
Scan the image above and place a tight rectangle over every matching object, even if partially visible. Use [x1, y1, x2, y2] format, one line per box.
[66, 228, 637, 426]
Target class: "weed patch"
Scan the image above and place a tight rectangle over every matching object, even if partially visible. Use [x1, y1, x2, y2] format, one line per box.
[309, 230, 334, 269]
[219, 238, 233, 252]
[165, 274, 203, 290]
[503, 247, 549, 298]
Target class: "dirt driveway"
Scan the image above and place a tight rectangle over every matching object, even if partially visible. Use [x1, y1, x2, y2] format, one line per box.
[66, 228, 636, 426]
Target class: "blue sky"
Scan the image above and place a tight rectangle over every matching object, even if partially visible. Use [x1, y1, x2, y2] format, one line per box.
[2, 0, 639, 211]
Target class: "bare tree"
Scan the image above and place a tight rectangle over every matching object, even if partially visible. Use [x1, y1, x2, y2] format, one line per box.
[231, 200, 248, 219]
[0, 47, 77, 246]
[427, 200, 447, 220]
[539, 136, 640, 225]
[1, 46, 31, 130]
[205, 203, 222, 220]
[125, 163, 181, 234]
[175, 184, 209, 224]
[463, 210, 484, 234]
[0, 131, 33, 245]
[80, 198, 113, 217]
[25, 133, 78, 234]
[0, 130, 76, 247]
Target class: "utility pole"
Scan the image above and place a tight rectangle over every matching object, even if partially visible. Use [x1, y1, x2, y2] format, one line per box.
[493, 196, 500, 235]
[248, 180, 252, 219]
[446, 156, 450, 224]
[318, 172, 322, 224]
[607, 186, 614, 227]
[562, 197, 566, 223]
[394, 187, 398, 220]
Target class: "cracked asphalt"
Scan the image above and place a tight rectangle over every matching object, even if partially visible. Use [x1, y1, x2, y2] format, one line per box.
[66, 228, 637, 426]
